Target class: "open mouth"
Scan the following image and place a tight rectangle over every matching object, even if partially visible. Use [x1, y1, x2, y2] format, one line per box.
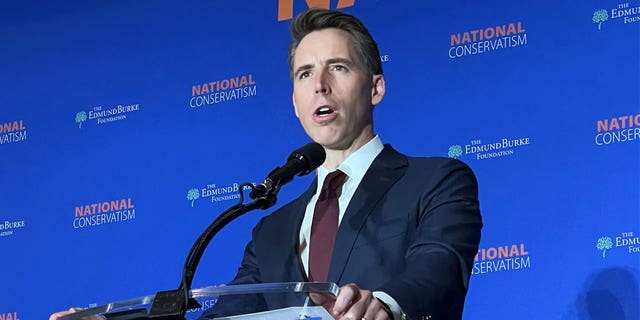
[314, 106, 335, 117]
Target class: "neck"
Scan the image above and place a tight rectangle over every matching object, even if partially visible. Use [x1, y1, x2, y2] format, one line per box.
[322, 132, 375, 171]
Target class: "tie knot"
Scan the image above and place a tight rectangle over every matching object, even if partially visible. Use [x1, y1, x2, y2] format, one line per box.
[320, 170, 347, 198]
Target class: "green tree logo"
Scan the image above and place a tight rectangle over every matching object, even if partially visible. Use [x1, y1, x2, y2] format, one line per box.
[187, 188, 200, 207]
[75, 111, 87, 128]
[593, 9, 609, 30]
[448, 145, 463, 158]
[596, 236, 613, 257]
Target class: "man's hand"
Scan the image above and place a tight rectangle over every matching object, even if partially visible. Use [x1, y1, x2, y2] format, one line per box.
[49, 308, 104, 320]
[49, 308, 79, 320]
[311, 283, 392, 320]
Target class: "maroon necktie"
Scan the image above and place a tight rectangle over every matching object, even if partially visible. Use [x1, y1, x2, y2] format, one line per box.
[308, 170, 347, 282]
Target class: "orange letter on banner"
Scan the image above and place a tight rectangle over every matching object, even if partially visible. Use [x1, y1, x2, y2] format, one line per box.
[337, 0, 355, 9]
[597, 119, 608, 132]
[278, 0, 355, 21]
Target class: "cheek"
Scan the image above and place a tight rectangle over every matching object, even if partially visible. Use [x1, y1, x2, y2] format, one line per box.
[292, 92, 304, 112]
[296, 97, 314, 115]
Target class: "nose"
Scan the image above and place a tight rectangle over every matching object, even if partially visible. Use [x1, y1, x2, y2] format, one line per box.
[314, 70, 331, 95]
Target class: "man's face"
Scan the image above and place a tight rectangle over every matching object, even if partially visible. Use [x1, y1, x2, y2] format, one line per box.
[292, 28, 384, 151]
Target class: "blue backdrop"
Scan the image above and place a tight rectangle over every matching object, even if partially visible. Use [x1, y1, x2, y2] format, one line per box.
[1, 0, 639, 319]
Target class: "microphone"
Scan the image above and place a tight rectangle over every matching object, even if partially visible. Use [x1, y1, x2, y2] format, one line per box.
[250, 142, 326, 198]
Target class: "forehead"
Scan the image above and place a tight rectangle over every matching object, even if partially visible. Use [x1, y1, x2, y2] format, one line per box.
[293, 28, 357, 66]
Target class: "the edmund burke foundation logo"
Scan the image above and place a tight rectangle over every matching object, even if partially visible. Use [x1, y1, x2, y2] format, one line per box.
[597, 236, 614, 257]
[449, 21, 528, 59]
[447, 145, 463, 159]
[448, 136, 531, 160]
[597, 231, 640, 257]
[593, 9, 609, 30]
[73, 198, 136, 229]
[593, 2, 640, 30]
[187, 188, 200, 207]
[189, 74, 257, 108]
[0, 120, 27, 145]
[75, 103, 140, 128]
[0, 218, 26, 238]
[473, 243, 531, 275]
[187, 182, 254, 206]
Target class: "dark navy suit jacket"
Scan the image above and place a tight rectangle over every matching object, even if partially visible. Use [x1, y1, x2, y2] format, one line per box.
[202, 145, 482, 320]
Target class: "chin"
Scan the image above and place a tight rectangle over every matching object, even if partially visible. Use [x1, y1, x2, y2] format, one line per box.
[308, 132, 339, 147]
[317, 140, 351, 151]
[311, 139, 334, 148]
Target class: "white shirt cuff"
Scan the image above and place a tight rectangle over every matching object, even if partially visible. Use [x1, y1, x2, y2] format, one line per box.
[372, 291, 406, 320]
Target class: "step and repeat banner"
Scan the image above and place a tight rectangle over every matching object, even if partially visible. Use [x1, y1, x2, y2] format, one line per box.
[1, 0, 638, 319]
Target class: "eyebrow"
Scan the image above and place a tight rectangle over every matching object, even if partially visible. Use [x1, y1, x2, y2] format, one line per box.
[294, 64, 314, 78]
[293, 58, 356, 78]
[326, 57, 355, 66]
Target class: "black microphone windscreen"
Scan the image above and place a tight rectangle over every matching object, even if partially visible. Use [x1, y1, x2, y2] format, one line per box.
[289, 142, 326, 175]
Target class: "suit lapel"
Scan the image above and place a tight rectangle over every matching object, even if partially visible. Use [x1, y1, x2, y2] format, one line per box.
[277, 177, 317, 283]
[327, 145, 408, 283]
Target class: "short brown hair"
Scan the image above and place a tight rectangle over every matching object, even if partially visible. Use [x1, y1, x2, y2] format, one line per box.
[288, 8, 383, 79]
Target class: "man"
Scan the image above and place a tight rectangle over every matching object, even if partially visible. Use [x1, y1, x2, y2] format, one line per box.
[51, 8, 481, 320]
[204, 7, 482, 320]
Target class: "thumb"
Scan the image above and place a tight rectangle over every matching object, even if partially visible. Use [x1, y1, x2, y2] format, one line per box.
[309, 292, 336, 310]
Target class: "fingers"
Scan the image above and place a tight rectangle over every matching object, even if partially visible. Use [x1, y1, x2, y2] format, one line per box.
[309, 291, 338, 318]
[49, 308, 104, 320]
[332, 284, 390, 320]
[333, 283, 363, 317]
[362, 302, 391, 320]
[49, 308, 81, 320]
[309, 291, 336, 310]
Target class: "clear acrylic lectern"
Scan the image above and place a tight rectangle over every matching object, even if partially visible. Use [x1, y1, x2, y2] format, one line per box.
[59, 282, 339, 320]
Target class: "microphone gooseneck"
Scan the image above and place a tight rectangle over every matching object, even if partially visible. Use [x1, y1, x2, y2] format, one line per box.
[249, 142, 326, 198]
[149, 142, 326, 319]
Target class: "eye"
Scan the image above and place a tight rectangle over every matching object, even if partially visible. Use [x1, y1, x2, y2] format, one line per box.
[297, 70, 311, 80]
[331, 65, 346, 72]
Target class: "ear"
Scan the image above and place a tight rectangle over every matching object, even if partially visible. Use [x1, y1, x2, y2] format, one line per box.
[292, 92, 300, 118]
[371, 74, 386, 106]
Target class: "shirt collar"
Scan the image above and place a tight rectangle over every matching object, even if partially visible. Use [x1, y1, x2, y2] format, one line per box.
[316, 135, 384, 187]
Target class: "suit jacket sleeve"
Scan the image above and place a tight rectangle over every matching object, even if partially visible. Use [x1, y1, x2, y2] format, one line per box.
[377, 158, 482, 320]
